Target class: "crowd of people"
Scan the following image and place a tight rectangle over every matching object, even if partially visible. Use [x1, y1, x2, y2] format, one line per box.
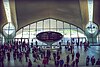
[0, 39, 100, 67]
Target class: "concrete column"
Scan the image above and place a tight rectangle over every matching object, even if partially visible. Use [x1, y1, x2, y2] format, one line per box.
[85, 29, 98, 43]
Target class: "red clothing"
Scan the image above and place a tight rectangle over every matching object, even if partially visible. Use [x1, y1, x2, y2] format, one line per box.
[42, 57, 48, 64]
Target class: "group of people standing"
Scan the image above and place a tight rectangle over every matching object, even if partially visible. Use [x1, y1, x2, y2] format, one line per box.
[0, 39, 100, 67]
[86, 56, 100, 66]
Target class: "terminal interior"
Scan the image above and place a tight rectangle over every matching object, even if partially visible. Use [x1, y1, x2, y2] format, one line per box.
[0, 0, 100, 67]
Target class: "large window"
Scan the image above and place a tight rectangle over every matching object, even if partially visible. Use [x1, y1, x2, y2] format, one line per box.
[0, 33, 4, 44]
[23, 25, 29, 38]
[3, 23, 15, 37]
[15, 18, 86, 45]
[97, 33, 100, 44]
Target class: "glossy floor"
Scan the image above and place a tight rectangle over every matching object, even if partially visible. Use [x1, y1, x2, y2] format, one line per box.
[3, 46, 100, 67]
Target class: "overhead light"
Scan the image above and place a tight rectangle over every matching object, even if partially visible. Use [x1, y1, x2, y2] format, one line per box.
[88, 0, 93, 22]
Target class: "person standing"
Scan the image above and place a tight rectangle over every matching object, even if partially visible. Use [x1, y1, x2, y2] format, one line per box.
[91, 56, 95, 66]
[35, 41, 38, 47]
[55, 58, 60, 67]
[96, 58, 100, 65]
[72, 51, 74, 61]
[19, 51, 22, 62]
[7, 50, 10, 61]
[71, 60, 75, 67]
[75, 57, 79, 67]
[47, 49, 51, 60]
[28, 59, 32, 67]
[25, 51, 29, 62]
[64, 64, 67, 67]
[53, 52, 56, 60]
[42, 57, 47, 67]
[0, 53, 4, 67]
[66, 55, 70, 67]
[13, 51, 16, 60]
[86, 56, 90, 66]
[31, 39, 33, 48]
[59, 59, 64, 67]
[37, 65, 40, 67]
[76, 51, 80, 60]
[70, 45, 73, 54]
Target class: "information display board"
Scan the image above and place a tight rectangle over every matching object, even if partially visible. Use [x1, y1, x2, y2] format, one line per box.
[36, 31, 63, 42]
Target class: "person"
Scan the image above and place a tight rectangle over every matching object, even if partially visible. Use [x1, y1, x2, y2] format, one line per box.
[84, 41, 87, 51]
[59, 59, 64, 67]
[96, 58, 100, 65]
[7, 50, 10, 61]
[75, 57, 79, 67]
[31, 39, 33, 48]
[76, 51, 80, 67]
[19, 51, 22, 62]
[71, 60, 75, 67]
[13, 51, 16, 60]
[76, 40, 79, 47]
[91, 56, 95, 66]
[35, 41, 38, 47]
[86, 56, 90, 66]
[25, 51, 29, 62]
[53, 52, 56, 60]
[0, 53, 4, 67]
[28, 59, 32, 67]
[59, 42, 62, 53]
[70, 44, 73, 54]
[76, 51, 80, 60]
[47, 49, 51, 60]
[57, 55, 60, 61]
[80, 41, 82, 47]
[42, 57, 47, 67]
[66, 55, 70, 67]
[64, 64, 67, 67]
[55, 59, 60, 67]
[37, 65, 40, 67]
[72, 51, 74, 61]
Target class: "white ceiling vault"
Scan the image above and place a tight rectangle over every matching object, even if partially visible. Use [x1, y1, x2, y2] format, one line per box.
[0, 0, 100, 33]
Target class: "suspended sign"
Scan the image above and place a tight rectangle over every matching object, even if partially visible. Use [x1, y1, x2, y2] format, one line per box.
[36, 31, 63, 42]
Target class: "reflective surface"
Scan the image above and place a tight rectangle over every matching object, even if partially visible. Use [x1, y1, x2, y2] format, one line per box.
[3, 46, 100, 67]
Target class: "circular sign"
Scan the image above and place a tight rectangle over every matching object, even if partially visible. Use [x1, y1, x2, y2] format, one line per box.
[36, 31, 63, 42]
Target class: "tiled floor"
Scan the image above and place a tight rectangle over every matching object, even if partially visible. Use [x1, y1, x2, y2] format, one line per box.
[3, 46, 100, 67]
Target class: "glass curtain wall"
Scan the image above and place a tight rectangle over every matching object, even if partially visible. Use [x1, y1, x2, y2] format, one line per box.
[15, 18, 86, 45]
[0, 33, 4, 44]
[97, 33, 100, 44]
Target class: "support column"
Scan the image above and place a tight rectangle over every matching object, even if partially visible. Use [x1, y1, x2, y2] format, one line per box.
[85, 29, 98, 43]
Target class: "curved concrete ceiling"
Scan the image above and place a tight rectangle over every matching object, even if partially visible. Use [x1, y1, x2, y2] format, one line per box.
[0, 0, 100, 33]
[94, 0, 100, 29]
[15, 0, 83, 30]
[0, 0, 8, 33]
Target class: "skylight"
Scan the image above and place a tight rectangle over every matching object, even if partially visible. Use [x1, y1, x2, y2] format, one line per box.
[88, 0, 93, 22]
[3, 0, 11, 22]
